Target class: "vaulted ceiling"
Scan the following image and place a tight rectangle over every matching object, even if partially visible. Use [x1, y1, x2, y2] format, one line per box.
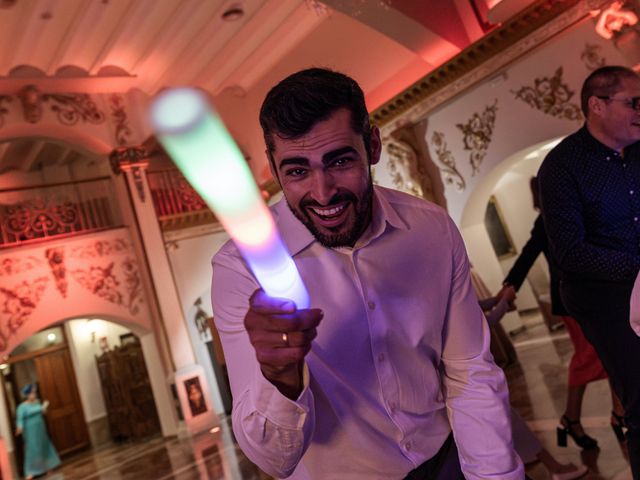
[0, 0, 536, 174]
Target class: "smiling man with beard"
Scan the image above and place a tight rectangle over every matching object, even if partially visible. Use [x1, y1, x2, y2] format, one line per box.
[211, 68, 523, 480]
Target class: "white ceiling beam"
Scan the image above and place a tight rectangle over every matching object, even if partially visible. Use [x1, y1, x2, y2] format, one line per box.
[190, 0, 301, 91]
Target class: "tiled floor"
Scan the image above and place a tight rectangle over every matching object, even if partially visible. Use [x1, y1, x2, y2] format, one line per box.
[510, 313, 631, 479]
[9, 312, 632, 479]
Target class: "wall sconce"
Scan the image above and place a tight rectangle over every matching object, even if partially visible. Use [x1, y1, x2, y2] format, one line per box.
[18, 84, 42, 123]
[193, 298, 211, 340]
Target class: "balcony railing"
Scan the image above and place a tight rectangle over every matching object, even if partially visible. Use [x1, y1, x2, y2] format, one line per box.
[0, 177, 122, 248]
[147, 168, 215, 231]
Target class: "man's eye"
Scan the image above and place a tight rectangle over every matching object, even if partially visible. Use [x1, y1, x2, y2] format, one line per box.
[285, 168, 307, 177]
[332, 157, 353, 167]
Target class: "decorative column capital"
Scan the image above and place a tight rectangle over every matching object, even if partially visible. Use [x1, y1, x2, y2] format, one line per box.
[110, 145, 150, 202]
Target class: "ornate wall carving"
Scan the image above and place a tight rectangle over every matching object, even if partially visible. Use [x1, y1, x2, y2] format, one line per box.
[456, 100, 498, 175]
[0, 234, 147, 352]
[42, 93, 105, 126]
[430, 131, 465, 192]
[581, 42, 607, 69]
[109, 93, 132, 146]
[511, 67, 582, 121]
[372, 0, 613, 132]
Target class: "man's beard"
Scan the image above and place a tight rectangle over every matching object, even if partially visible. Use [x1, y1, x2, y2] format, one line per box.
[289, 180, 374, 248]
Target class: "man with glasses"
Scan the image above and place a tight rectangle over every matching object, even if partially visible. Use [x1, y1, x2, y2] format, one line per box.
[538, 65, 640, 477]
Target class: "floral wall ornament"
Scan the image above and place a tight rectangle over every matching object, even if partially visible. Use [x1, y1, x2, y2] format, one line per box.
[121, 257, 142, 315]
[512, 67, 583, 121]
[69, 239, 129, 258]
[70, 262, 123, 306]
[430, 131, 466, 192]
[109, 93, 132, 146]
[581, 43, 606, 70]
[0, 277, 49, 350]
[456, 100, 498, 176]
[0, 94, 11, 128]
[0, 256, 44, 277]
[45, 247, 67, 297]
[42, 93, 105, 126]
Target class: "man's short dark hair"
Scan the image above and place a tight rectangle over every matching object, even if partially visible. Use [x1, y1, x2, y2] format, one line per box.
[581, 65, 639, 117]
[259, 68, 372, 169]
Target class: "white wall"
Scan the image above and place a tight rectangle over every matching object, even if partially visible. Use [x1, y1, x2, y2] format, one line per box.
[66, 319, 133, 422]
[166, 229, 231, 415]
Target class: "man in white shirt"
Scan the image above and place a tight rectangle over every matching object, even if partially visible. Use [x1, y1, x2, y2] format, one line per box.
[211, 68, 523, 479]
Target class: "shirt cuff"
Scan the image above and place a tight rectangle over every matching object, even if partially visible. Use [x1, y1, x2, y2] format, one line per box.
[251, 363, 313, 430]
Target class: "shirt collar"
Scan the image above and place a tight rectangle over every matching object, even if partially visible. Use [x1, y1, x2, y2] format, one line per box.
[272, 185, 409, 257]
[580, 124, 623, 158]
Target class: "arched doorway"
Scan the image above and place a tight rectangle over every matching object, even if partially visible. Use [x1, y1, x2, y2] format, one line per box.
[0, 316, 173, 477]
[458, 136, 564, 334]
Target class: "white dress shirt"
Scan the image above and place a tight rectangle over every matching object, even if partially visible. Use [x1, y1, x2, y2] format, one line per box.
[211, 186, 523, 479]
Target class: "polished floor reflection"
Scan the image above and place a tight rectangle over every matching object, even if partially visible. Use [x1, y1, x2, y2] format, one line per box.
[511, 313, 631, 480]
[10, 311, 632, 479]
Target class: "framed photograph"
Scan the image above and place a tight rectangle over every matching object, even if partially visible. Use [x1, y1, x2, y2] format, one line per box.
[183, 376, 207, 417]
[484, 196, 516, 259]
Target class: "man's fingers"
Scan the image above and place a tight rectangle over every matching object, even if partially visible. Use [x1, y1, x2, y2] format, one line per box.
[250, 289, 296, 314]
[246, 305, 323, 332]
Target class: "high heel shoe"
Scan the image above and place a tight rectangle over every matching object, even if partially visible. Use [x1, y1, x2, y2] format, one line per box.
[611, 410, 627, 442]
[556, 415, 598, 449]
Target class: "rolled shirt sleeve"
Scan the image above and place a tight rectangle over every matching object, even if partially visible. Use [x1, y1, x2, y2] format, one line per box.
[441, 218, 523, 479]
[211, 249, 315, 478]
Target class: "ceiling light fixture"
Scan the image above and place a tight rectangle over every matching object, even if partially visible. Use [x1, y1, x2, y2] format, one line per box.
[222, 4, 244, 21]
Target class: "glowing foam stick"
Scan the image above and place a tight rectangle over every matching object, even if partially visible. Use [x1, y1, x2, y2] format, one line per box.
[150, 88, 310, 309]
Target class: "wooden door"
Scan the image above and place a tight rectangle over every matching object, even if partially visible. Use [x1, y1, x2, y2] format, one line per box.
[34, 348, 90, 455]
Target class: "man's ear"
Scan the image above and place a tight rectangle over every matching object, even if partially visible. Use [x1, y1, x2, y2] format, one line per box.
[588, 95, 603, 118]
[369, 126, 382, 166]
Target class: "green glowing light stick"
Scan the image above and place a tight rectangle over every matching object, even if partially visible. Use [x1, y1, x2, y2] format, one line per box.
[150, 88, 310, 308]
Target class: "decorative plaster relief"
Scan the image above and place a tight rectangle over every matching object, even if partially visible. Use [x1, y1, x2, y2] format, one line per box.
[0, 256, 43, 276]
[0, 277, 49, 350]
[581, 43, 607, 70]
[385, 142, 423, 198]
[456, 100, 498, 176]
[430, 131, 466, 192]
[41, 93, 105, 126]
[68, 239, 143, 315]
[45, 247, 67, 298]
[511, 67, 582, 121]
[109, 93, 132, 146]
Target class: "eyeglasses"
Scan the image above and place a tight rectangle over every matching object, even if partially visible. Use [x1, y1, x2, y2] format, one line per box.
[596, 95, 640, 111]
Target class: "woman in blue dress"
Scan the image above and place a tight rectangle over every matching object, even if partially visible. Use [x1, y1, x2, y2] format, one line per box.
[15, 384, 60, 479]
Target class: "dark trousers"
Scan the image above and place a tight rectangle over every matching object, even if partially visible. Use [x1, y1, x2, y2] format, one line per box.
[403, 434, 463, 480]
[403, 434, 530, 480]
[561, 279, 640, 480]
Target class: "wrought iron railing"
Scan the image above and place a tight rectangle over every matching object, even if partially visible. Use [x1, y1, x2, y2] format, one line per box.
[147, 168, 215, 231]
[0, 177, 122, 248]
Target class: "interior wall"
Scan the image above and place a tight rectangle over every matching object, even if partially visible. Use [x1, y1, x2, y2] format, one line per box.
[66, 318, 133, 422]
[166, 229, 231, 415]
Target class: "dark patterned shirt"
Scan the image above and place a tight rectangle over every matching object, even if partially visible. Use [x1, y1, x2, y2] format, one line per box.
[538, 126, 640, 282]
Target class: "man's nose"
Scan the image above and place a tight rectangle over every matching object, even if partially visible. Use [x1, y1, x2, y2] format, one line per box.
[310, 172, 337, 205]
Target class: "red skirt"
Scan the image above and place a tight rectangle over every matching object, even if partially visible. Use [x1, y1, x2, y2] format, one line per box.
[562, 315, 608, 387]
